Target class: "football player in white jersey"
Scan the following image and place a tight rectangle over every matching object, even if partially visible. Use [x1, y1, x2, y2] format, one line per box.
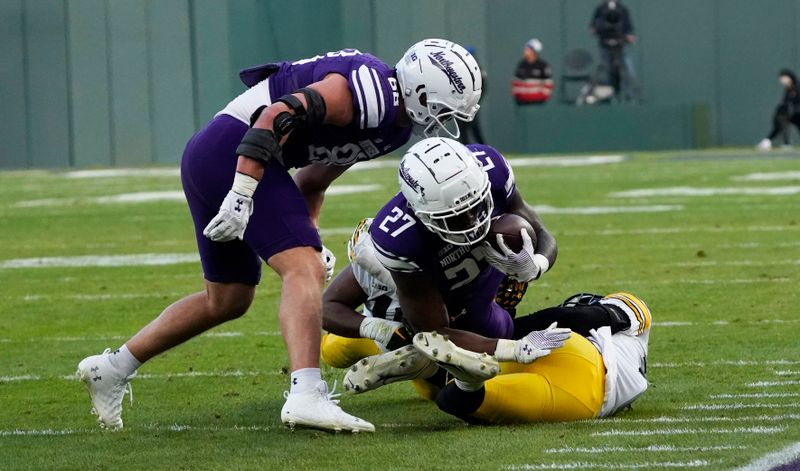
[414, 291, 651, 423]
[325, 219, 651, 422]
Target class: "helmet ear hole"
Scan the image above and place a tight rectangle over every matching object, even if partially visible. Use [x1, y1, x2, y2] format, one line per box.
[418, 92, 427, 107]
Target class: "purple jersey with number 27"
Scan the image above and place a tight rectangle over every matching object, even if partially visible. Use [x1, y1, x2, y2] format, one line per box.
[370, 145, 518, 338]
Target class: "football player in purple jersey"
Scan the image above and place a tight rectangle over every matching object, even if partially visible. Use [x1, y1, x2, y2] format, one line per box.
[76, 40, 482, 433]
[347, 137, 569, 381]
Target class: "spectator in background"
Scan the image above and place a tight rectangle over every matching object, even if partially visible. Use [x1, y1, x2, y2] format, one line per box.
[459, 46, 486, 144]
[512, 39, 553, 105]
[757, 69, 800, 151]
[589, 0, 639, 102]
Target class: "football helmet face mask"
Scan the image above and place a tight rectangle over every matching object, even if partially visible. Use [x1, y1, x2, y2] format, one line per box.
[395, 39, 482, 139]
[398, 138, 493, 246]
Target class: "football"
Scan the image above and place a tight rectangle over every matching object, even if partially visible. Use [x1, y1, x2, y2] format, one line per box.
[487, 213, 537, 253]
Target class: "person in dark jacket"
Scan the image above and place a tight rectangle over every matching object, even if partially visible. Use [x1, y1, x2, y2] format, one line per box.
[589, 0, 639, 102]
[758, 69, 800, 150]
[512, 39, 553, 105]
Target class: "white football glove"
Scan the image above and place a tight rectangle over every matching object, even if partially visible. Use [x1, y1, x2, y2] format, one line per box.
[359, 317, 405, 348]
[203, 190, 253, 242]
[495, 322, 572, 364]
[482, 229, 548, 282]
[320, 245, 336, 282]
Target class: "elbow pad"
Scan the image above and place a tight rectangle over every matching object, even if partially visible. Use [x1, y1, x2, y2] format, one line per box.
[236, 128, 285, 167]
[272, 87, 327, 139]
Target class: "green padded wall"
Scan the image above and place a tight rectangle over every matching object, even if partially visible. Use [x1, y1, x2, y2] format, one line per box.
[3, 0, 800, 168]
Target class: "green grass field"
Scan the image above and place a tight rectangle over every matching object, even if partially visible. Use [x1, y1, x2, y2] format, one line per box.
[1, 148, 799, 470]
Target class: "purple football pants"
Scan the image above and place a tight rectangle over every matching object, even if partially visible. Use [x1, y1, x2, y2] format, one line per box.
[180, 114, 321, 285]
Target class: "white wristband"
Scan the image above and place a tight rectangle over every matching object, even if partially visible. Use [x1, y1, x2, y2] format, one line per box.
[532, 254, 550, 274]
[232, 172, 259, 198]
[494, 339, 517, 362]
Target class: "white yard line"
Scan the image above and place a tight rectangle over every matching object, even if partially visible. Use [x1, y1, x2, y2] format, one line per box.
[682, 403, 800, 411]
[64, 168, 181, 178]
[709, 393, 800, 399]
[533, 204, 682, 215]
[0, 253, 199, 268]
[13, 184, 380, 208]
[611, 186, 800, 197]
[545, 445, 746, 454]
[0, 370, 282, 383]
[505, 461, 713, 470]
[732, 442, 800, 471]
[748, 380, 800, 387]
[733, 171, 800, 182]
[593, 426, 784, 436]
[652, 360, 800, 368]
[600, 414, 800, 424]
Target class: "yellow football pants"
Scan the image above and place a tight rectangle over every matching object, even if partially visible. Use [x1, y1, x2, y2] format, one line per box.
[320, 333, 381, 369]
[471, 335, 606, 424]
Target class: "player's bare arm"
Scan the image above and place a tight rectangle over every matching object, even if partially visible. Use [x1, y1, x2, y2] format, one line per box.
[321, 265, 369, 337]
[392, 271, 500, 355]
[238, 73, 355, 180]
[294, 163, 351, 228]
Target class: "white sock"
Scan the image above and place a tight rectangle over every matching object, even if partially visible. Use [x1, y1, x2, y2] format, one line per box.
[108, 344, 142, 376]
[455, 378, 484, 392]
[290, 368, 322, 394]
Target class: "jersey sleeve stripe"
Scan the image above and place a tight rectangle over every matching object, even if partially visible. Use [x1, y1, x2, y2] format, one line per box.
[356, 65, 380, 128]
[351, 69, 367, 129]
[372, 242, 420, 273]
[369, 67, 386, 124]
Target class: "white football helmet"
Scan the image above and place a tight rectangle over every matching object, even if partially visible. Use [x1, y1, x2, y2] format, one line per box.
[395, 39, 482, 139]
[399, 138, 493, 246]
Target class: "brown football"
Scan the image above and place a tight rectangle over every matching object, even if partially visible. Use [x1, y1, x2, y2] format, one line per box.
[488, 213, 537, 253]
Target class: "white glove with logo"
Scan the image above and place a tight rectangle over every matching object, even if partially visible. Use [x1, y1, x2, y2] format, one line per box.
[320, 245, 336, 282]
[495, 322, 572, 364]
[482, 229, 549, 282]
[203, 190, 253, 242]
[359, 317, 405, 347]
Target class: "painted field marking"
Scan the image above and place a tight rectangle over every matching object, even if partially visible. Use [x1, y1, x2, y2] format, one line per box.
[669, 259, 800, 267]
[611, 186, 800, 198]
[748, 380, 800, 387]
[545, 445, 747, 454]
[653, 360, 800, 368]
[0, 253, 199, 269]
[709, 393, 800, 399]
[570, 224, 800, 236]
[64, 168, 181, 178]
[733, 171, 800, 182]
[504, 460, 713, 470]
[533, 204, 682, 215]
[682, 403, 800, 411]
[13, 184, 381, 208]
[0, 370, 283, 383]
[600, 414, 800, 424]
[592, 426, 784, 436]
[732, 442, 800, 471]
[775, 370, 800, 376]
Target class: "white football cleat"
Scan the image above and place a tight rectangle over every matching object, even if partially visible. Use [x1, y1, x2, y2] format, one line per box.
[413, 332, 500, 383]
[76, 349, 136, 430]
[281, 381, 374, 433]
[756, 138, 772, 151]
[343, 345, 438, 394]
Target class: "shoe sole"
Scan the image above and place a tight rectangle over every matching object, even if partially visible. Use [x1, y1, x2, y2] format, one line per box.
[282, 419, 374, 434]
[413, 332, 500, 383]
[343, 345, 437, 394]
